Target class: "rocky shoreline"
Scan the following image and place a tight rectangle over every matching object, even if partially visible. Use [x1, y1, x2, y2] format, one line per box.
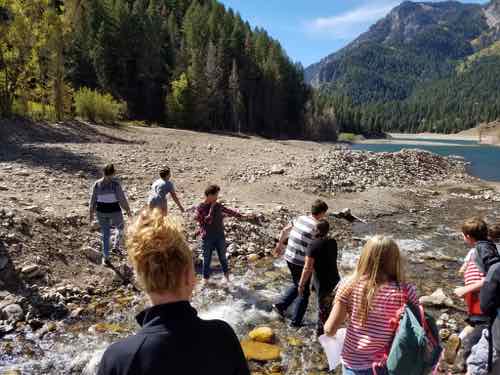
[1, 122, 500, 374]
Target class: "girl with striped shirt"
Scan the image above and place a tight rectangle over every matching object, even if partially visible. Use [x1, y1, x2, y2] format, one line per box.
[324, 235, 418, 375]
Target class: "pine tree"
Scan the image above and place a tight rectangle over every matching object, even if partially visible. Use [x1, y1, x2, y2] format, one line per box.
[229, 59, 244, 133]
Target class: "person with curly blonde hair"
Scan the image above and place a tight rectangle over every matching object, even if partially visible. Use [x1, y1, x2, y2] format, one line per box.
[97, 209, 250, 375]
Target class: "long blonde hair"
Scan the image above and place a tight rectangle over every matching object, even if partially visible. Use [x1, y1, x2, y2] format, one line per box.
[127, 209, 192, 293]
[341, 235, 405, 325]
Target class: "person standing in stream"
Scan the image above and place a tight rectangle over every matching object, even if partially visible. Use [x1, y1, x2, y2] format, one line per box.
[89, 164, 132, 266]
[297, 219, 340, 335]
[195, 184, 251, 286]
[147, 166, 184, 215]
[273, 199, 329, 328]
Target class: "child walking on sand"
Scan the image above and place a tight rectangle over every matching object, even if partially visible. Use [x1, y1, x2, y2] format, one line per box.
[148, 166, 184, 215]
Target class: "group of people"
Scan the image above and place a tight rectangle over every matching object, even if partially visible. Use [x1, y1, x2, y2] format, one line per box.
[89, 164, 500, 375]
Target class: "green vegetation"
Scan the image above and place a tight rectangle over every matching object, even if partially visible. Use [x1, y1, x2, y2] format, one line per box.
[74, 88, 125, 123]
[338, 133, 357, 143]
[0, 0, 312, 139]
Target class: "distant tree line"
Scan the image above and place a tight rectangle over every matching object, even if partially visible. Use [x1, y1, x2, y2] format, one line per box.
[317, 54, 500, 135]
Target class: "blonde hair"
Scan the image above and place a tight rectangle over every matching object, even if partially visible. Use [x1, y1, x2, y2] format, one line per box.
[127, 209, 192, 293]
[341, 235, 405, 325]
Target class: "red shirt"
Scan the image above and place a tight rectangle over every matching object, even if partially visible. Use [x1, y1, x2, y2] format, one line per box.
[195, 202, 241, 238]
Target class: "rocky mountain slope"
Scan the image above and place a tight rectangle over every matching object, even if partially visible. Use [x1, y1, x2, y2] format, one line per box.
[305, 0, 500, 105]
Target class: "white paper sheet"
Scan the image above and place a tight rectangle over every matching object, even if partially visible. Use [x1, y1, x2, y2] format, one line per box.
[318, 328, 346, 371]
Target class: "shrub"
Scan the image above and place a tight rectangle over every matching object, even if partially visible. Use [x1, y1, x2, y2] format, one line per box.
[74, 88, 125, 124]
[338, 132, 358, 142]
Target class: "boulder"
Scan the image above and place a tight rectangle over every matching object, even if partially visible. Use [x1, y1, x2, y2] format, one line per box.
[241, 339, 281, 361]
[249, 327, 274, 343]
[2, 303, 24, 322]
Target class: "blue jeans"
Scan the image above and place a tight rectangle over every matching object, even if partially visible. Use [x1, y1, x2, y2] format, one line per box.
[275, 261, 310, 326]
[343, 366, 388, 375]
[97, 211, 124, 259]
[202, 234, 228, 279]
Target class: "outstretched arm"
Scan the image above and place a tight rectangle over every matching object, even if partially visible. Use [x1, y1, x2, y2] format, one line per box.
[170, 191, 185, 213]
[454, 280, 484, 298]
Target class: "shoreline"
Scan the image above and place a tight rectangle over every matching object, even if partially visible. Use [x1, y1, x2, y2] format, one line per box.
[388, 132, 479, 141]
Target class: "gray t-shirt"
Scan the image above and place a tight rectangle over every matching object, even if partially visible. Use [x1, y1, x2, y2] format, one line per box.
[148, 179, 174, 209]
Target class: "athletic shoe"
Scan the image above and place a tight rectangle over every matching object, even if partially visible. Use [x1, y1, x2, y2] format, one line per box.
[272, 304, 286, 319]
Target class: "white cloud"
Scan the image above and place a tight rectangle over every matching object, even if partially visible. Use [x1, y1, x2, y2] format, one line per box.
[304, 1, 402, 40]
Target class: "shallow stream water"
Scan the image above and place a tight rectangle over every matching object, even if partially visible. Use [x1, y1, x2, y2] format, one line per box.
[2, 195, 500, 374]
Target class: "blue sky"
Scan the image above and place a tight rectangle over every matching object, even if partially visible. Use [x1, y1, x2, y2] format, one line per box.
[219, 0, 489, 67]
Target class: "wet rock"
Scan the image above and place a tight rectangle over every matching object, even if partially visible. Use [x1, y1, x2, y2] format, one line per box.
[419, 288, 454, 308]
[249, 327, 274, 343]
[440, 329, 451, 340]
[444, 334, 461, 364]
[2, 304, 24, 322]
[247, 254, 260, 263]
[241, 339, 281, 361]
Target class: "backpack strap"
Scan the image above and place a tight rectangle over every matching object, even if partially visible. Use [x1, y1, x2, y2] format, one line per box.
[488, 319, 494, 373]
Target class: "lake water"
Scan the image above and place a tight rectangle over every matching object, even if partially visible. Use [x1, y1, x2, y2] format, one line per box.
[351, 138, 500, 182]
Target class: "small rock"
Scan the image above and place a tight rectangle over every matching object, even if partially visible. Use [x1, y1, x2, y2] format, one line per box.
[249, 327, 274, 343]
[439, 328, 451, 340]
[241, 339, 281, 361]
[83, 246, 102, 264]
[270, 165, 285, 175]
[247, 254, 260, 263]
[21, 264, 43, 278]
[2, 303, 24, 322]
[419, 288, 454, 308]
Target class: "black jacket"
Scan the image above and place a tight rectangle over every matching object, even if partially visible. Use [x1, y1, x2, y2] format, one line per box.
[474, 240, 500, 274]
[480, 262, 500, 351]
[97, 301, 250, 375]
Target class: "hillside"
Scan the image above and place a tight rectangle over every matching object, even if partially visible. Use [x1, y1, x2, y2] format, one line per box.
[305, 0, 500, 133]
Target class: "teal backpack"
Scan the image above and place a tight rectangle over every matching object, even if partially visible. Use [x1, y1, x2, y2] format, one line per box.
[373, 293, 443, 375]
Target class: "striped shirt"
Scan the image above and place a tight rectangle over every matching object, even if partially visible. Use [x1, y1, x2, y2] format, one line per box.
[284, 215, 318, 266]
[464, 250, 485, 286]
[337, 280, 418, 370]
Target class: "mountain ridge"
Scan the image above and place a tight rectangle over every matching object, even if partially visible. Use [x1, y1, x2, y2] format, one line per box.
[305, 0, 500, 94]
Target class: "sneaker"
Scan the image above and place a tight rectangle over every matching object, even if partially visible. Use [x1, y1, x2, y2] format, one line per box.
[101, 257, 111, 267]
[272, 304, 286, 319]
[289, 321, 303, 329]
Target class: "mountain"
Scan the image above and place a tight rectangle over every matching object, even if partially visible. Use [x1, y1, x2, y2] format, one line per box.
[305, 1, 500, 104]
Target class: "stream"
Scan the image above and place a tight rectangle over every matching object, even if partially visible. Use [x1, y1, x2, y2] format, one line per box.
[2, 194, 500, 374]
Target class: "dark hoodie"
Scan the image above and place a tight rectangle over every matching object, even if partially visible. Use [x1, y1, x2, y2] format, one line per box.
[480, 262, 500, 351]
[97, 301, 250, 375]
[474, 240, 500, 275]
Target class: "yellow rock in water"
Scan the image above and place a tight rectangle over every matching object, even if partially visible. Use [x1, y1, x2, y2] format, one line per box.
[249, 327, 274, 343]
[241, 339, 281, 361]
